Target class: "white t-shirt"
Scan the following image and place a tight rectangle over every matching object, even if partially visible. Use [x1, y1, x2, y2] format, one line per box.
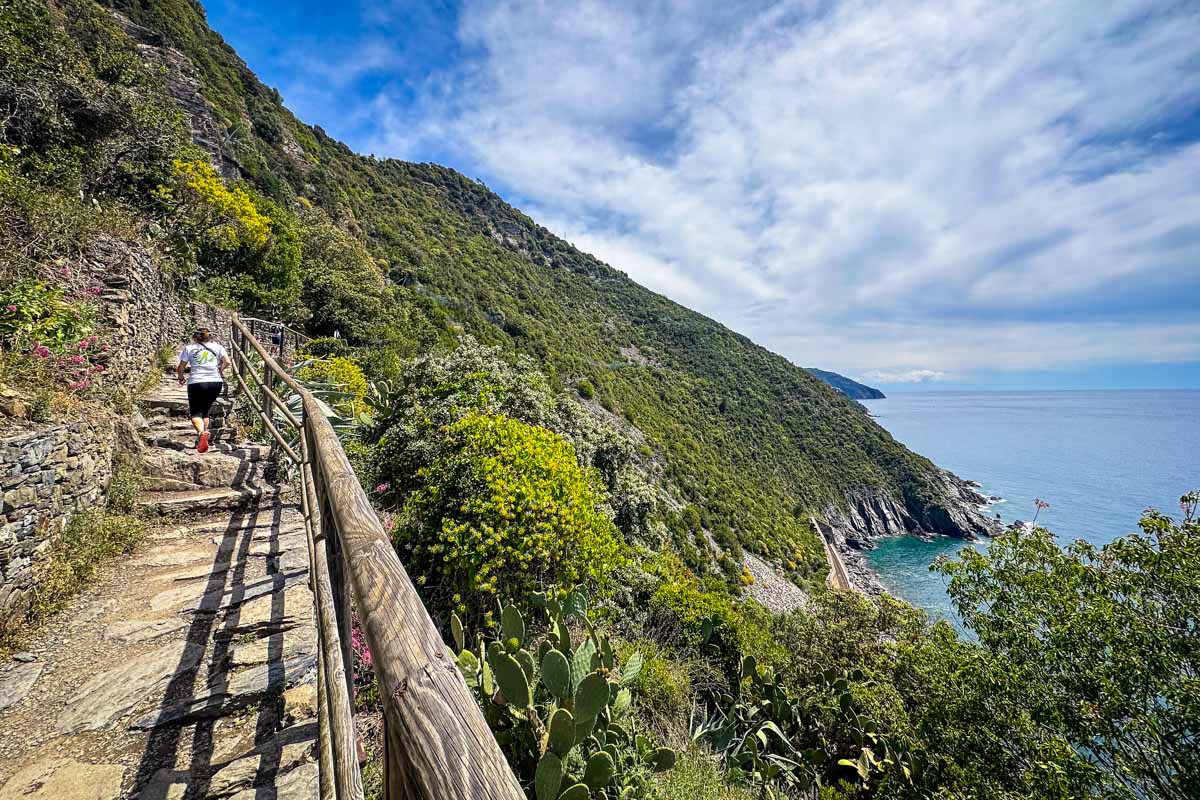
[179, 342, 228, 384]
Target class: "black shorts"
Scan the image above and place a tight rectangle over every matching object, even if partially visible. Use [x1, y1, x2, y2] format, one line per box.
[187, 381, 224, 418]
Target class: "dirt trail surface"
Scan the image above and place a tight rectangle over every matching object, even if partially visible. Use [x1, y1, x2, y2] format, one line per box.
[0, 380, 318, 799]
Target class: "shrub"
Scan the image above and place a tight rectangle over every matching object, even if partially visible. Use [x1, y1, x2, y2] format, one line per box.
[397, 412, 624, 621]
[295, 355, 369, 416]
[0, 277, 96, 351]
[657, 748, 757, 800]
[617, 639, 694, 737]
[577, 379, 595, 399]
[303, 336, 350, 357]
[106, 454, 143, 514]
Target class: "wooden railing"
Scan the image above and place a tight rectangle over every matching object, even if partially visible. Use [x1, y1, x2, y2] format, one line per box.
[238, 315, 310, 362]
[226, 315, 525, 800]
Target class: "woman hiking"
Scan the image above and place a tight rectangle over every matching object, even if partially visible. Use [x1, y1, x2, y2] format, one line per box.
[176, 328, 231, 453]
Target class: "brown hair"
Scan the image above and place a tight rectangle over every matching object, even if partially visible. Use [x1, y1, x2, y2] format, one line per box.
[192, 328, 211, 343]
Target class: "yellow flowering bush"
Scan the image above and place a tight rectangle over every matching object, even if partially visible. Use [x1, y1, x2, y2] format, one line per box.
[170, 159, 270, 249]
[296, 355, 369, 416]
[397, 412, 624, 621]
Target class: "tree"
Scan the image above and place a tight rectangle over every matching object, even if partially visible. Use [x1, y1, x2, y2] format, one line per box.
[938, 495, 1200, 800]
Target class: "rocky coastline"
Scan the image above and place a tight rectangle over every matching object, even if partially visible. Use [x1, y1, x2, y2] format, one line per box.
[820, 468, 1003, 595]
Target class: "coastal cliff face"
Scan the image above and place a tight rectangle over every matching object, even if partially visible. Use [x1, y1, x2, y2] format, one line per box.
[821, 467, 998, 573]
[827, 470, 999, 547]
[819, 470, 999, 592]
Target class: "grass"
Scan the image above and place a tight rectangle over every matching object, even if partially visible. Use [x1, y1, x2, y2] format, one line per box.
[656, 747, 757, 800]
[31, 509, 147, 617]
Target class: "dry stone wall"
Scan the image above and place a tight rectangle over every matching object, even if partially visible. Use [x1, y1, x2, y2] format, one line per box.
[0, 234, 238, 627]
[87, 235, 235, 393]
[0, 413, 115, 623]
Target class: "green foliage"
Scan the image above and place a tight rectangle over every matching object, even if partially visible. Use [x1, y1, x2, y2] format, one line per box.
[618, 640, 693, 734]
[0, 278, 95, 352]
[167, 158, 271, 249]
[303, 336, 351, 357]
[33, 509, 146, 618]
[577, 380, 595, 400]
[295, 355, 369, 416]
[297, 209, 395, 341]
[106, 454, 144, 514]
[367, 339, 656, 543]
[694, 664, 917, 796]
[656, 748, 757, 800]
[937, 504, 1200, 800]
[450, 590, 677, 799]
[397, 412, 624, 621]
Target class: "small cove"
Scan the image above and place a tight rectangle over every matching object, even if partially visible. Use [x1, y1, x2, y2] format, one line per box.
[860, 389, 1200, 621]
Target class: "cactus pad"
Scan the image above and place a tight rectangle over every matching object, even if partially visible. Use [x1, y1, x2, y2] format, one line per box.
[489, 649, 531, 709]
[541, 648, 572, 699]
[583, 751, 616, 789]
[557, 784, 589, 800]
[501, 603, 525, 647]
[535, 752, 563, 800]
[450, 612, 465, 653]
[575, 672, 609, 720]
[548, 707, 576, 756]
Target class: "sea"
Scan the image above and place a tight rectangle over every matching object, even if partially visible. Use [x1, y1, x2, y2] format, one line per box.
[859, 389, 1200, 623]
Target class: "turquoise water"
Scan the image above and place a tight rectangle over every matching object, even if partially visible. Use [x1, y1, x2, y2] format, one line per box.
[860, 390, 1200, 622]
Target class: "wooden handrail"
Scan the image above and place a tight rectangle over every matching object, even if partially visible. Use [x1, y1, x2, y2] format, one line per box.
[226, 315, 524, 800]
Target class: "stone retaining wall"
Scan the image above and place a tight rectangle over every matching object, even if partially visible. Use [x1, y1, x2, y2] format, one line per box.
[0, 234, 240, 627]
[88, 235, 235, 393]
[0, 413, 115, 624]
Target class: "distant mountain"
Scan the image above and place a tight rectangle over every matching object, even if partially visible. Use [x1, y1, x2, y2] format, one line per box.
[807, 369, 886, 400]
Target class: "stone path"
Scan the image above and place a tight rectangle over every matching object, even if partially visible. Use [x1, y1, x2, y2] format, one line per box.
[0, 379, 318, 799]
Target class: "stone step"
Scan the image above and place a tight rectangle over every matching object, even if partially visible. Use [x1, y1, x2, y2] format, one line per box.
[140, 385, 231, 418]
[139, 447, 251, 489]
[135, 486, 275, 517]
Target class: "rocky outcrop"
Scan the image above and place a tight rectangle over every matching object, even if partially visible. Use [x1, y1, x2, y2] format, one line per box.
[826, 470, 998, 548]
[819, 469, 1001, 593]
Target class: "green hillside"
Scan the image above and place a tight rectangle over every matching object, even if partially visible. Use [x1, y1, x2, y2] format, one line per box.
[77, 0, 983, 573]
[4, 3, 1195, 799]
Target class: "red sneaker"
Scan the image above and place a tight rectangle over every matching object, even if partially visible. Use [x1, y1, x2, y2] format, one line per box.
[197, 431, 210, 453]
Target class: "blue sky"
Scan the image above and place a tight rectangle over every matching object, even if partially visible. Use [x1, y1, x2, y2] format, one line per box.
[203, 0, 1200, 391]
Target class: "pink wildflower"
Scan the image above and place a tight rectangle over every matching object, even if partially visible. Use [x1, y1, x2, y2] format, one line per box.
[5, 304, 16, 313]
[69, 355, 85, 364]
[375, 482, 390, 494]
[350, 623, 373, 669]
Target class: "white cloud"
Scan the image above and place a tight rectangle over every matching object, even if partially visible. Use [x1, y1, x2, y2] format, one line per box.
[344, 0, 1200, 379]
[861, 369, 950, 384]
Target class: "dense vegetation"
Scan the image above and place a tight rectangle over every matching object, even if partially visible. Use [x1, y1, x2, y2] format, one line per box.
[2, 2, 1196, 798]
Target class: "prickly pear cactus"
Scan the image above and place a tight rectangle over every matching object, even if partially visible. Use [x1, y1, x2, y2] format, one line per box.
[448, 587, 678, 799]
